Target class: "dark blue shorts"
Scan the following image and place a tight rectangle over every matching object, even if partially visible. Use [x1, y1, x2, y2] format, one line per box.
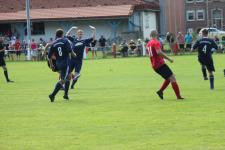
[56, 60, 70, 80]
[198, 57, 215, 72]
[69, 59, 83, 73]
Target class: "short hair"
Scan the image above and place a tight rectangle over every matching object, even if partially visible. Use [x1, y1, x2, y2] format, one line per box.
[150, 29, 158, 38]
[202, 29, 208, 36]
[56, 29, 64, 38]
[77, 29, 83, 33]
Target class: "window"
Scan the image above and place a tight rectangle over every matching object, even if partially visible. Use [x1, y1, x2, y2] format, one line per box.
[196, 10, 205, 20]
[32, 22, 45, 35]
[186, 10, 195, 21]
[186, 0, 194, 3]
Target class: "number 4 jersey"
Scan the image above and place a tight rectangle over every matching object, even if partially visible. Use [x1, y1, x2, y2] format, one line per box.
[193, 37, 218, 60]
[146, 39, 165, 70]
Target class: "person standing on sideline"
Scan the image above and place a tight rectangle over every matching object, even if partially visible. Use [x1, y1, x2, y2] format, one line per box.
[177, 32, 185, 54]
[15, 37, 21, 60]
[185, 32, 193, 52]
[99, 35, 106, 58]
[0, 37, 14, 83]
[91, 39, 97, 59]
[31, 39, 38, 61]
[146, 30, 184, 100]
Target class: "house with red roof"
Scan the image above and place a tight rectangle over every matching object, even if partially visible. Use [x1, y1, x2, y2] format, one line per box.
[0, 0, 159, 42]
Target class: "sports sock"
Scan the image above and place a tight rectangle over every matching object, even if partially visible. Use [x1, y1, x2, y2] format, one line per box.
[4, 70, 10, 81]
[71, 79, 78, 88]
[202, 66, 207, 78]
[209, 75, 214, 89]
[171, 82, 182, 98]
[51, 82, 62, 97]
[64, 80, 70, 96]
[160, 80, 170, 92]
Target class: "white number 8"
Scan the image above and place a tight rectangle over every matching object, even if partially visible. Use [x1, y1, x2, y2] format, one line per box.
[58, 47, 62, 56]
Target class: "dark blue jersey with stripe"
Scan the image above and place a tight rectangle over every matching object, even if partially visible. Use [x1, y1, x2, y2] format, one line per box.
[68, 36, 93, 60]
[48, 38, 72, 62]
[193, 37, 218, 59]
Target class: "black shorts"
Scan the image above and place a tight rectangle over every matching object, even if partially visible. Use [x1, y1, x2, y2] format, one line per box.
[179, 44, 184, 49]
[154, 64, 173, 80]
[0, 58, 6, 66]
[198, 57, 215, 72]
[186, 44, 192, 49]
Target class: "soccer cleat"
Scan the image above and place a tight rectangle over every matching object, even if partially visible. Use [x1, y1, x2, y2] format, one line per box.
[177, 97, 184, 100]
[204, 77, 208, 80]
[156, 91, 164, 100]
[49, 94, 55, 102]
[63, 95, 69, 100]
[73, 73, 81, 80]
[71, 86, 74, 89]
[7, 80, 14, 83]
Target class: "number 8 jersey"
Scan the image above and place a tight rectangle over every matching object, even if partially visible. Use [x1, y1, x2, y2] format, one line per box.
[48, 38, 72, 62]
[193, 37, 218, 59]
[146, 39, 165, 70]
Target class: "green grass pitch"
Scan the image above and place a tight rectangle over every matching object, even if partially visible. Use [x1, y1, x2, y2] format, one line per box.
[0, 55, 225, 150]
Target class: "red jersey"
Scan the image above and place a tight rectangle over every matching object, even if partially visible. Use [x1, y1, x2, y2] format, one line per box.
[15, 40, 21, 50]
[147, 39, 165, 69]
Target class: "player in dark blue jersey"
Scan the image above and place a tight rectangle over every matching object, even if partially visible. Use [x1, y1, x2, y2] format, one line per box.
[66, 26, 96, 89]
[192, 29, 218, 90]
[0, 37, 13, 83]
[48, 29, 76, 102]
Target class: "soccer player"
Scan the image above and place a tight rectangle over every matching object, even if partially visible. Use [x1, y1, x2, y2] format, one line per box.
[0, 37, 13, 83]
[48, 29, 75, 102]
[66, 26, 96, 89]
[147, 30, 184, 100]
[192, 29, 218, 90]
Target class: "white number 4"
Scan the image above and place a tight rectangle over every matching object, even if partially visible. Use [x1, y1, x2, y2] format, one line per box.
[202, 45, 207, 54]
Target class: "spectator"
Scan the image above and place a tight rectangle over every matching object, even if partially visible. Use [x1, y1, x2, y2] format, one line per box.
[39, 38, 46, 46]
[136, 39, 142, 56]
[112, 43, 117, 58]
[31, 39, 38, 61]
[185, 32, 193, 52]
[177, 32, 185, 54]
[166, 32, 175, 54]
[14, 37, 21, 60]
[99, 35, 106, 58]
[222, 36, 225, 52]
[129, 39, 137, 55]
[8, 37, 16, 61]
[91, 40, 97, 59]
[120, 40, 128, 57]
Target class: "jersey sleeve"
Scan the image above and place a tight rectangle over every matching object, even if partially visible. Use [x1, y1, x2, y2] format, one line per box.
[211, 40, 218, 50]
[67, 36, 74, 42]
[48, 45, 54, 59]
[85, 38, 94, 46]
[65, 39, 72, 53]
[192, 40, 199, 50]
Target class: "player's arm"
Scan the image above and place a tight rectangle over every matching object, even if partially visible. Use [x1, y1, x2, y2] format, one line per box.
[157, 50, 173, 63]
[44, 43, 52, 54]
[65, 39, 76, 58]
[47, 46, 55, 69]
[89, 25, 96, 41]
[66, 26, 78, 36]
[191, 40, 199, 52]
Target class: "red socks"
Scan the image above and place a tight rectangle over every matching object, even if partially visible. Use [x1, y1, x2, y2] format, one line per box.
[171, 82, 182, 99]
[160, 80, 170, 92]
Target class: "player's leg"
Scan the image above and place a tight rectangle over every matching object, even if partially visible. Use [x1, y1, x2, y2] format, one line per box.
[71, 61, 82, 89]
[169, 75, 184, 99]
[63, 66, 71, 100]
[208, 71, 214, 90]
[2, 62, 13, 82]
[49, 78, 64, 102]
[201, 65, 208, 80]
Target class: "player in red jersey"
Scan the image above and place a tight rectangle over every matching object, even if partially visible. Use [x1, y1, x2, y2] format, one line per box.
[147, 30, 184, 100]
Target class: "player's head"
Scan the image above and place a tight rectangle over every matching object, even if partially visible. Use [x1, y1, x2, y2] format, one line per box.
[202, 29, 208, 37]
[150, 29, 158, 39]
[55, 29, 64, 38]
[77, 29, 83, 39]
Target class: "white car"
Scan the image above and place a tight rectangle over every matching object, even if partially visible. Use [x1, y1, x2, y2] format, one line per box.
[199, 27, 225, 37]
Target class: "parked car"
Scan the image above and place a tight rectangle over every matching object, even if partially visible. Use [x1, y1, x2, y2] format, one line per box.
[199, 27, 225, 37]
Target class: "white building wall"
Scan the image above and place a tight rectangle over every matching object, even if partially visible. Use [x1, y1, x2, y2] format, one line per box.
[142, 11, 157, 40]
